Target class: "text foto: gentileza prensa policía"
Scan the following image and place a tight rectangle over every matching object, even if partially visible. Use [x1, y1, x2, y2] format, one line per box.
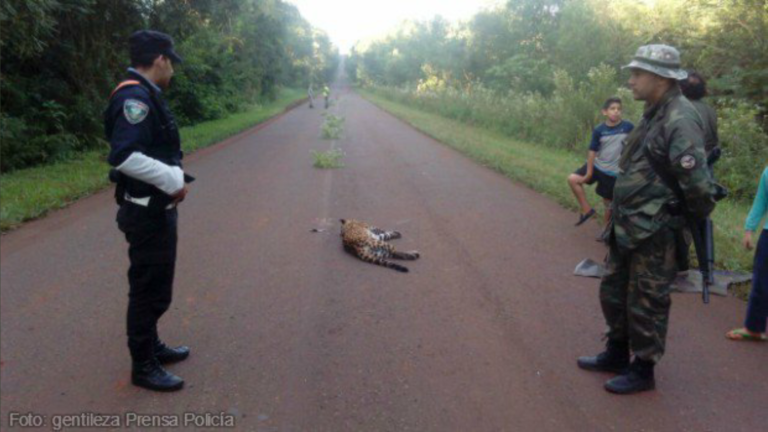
[8, 411, 236, 430]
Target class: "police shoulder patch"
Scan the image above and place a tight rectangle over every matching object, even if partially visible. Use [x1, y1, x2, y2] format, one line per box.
[680, 154, 697, 170]
[124, 99, 150, 125]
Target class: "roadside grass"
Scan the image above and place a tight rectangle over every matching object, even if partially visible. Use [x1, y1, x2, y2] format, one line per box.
[360, 89, 756, 282]
[312, 148, 345, 169]
[0, 88, 306, 231]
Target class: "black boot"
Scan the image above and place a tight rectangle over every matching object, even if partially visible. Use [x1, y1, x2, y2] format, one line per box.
[604, 358, 655, 395]
[577, 340, 629, 373]
[131, 358, 184, 392]
[154, 340, 190, 364]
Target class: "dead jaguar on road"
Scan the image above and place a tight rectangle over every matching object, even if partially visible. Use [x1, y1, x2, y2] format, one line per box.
[340, 219, 420, 272]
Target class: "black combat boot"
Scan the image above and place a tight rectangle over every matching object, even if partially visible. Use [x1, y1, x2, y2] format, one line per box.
[577, 340, 630, 373]
[604, 358, 655, 395]
[154, 340, 190, 364]
[131, 358, 184, 392]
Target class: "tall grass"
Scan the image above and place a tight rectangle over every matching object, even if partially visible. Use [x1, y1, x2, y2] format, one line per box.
[369, 65, 767, 201]
[372, 65, 641, 149]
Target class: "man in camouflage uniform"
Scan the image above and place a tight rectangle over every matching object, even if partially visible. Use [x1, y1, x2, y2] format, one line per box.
[577, 45, 717, 394]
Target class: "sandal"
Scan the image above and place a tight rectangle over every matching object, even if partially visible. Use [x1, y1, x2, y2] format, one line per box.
[725, 328, 767, 342]
[575, 208, 596, 226]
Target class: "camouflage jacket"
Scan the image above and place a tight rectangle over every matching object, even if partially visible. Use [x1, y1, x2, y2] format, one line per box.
[612, 86, 716, 252]
[689, 99, 719, 155]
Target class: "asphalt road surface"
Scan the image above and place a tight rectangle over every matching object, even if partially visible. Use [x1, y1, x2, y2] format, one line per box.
[2, 78, 766, 431]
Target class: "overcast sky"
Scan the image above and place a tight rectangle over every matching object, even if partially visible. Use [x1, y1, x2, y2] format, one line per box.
[288, 0, 502, 54]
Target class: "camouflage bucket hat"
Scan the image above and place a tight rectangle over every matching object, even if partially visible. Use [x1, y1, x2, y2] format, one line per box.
[622, 44, 688, 80]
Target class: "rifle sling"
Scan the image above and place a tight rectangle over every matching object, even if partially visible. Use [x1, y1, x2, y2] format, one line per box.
[643, 143, 711, 280]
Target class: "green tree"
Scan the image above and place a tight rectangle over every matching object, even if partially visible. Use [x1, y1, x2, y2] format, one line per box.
[0, 0, 338, 172]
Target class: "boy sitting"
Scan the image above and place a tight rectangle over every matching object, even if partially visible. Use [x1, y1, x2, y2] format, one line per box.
[568, 97, 634, 232]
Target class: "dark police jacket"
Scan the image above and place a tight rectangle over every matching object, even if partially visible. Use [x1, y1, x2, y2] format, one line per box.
[105, 69, 183, 217]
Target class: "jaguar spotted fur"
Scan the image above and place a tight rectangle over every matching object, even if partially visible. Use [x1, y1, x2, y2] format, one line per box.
[340, 219, 420, 272]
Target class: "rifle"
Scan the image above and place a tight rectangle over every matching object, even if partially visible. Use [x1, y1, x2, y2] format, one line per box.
[645, 146, 727, 304]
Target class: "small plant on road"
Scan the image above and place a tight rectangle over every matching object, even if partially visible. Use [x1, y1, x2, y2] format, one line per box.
[321, 114, 345, 139]
[312, 148, 345, 169]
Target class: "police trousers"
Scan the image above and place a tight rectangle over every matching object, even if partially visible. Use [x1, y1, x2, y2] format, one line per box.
[600, 226, 678, 363]
[118, 204, 178, 362]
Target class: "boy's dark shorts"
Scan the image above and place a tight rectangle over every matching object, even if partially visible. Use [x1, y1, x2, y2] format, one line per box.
[574, 164, 616, 200]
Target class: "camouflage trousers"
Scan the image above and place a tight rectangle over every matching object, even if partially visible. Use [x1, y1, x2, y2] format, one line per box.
[600, 226, 678, 363]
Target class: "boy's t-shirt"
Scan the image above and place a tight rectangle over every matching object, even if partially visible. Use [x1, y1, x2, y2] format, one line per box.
[589, 120, 634, 176]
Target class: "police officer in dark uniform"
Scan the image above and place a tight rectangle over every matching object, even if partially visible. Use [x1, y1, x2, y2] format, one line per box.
[105, 30, 192, 392]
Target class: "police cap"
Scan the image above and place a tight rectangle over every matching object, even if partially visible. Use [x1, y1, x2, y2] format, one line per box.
[129, 30, 183, 64]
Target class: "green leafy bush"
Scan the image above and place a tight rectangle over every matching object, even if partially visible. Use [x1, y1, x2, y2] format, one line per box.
[311, 148, 345, 169]
[321, 114, 345, 139]
[0, 100, 104, 172]
[716, 99, 768, 200]
[486, 54, 555, 95]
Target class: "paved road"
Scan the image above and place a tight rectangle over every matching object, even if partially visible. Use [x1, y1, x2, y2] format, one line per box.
[1, 77, 765, 431]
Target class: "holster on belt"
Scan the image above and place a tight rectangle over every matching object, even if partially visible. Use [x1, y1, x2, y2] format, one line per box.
[109, 168, 127, 206]
[666, 200, 691, 271]
[148, 194, 174, 213]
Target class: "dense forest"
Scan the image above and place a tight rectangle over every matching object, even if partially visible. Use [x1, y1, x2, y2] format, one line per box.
[0, 0, 339, 172]
[347, 0, 767, 200]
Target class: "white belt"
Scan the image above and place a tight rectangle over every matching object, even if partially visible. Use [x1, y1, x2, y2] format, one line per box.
[124, 193, 176, 210]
